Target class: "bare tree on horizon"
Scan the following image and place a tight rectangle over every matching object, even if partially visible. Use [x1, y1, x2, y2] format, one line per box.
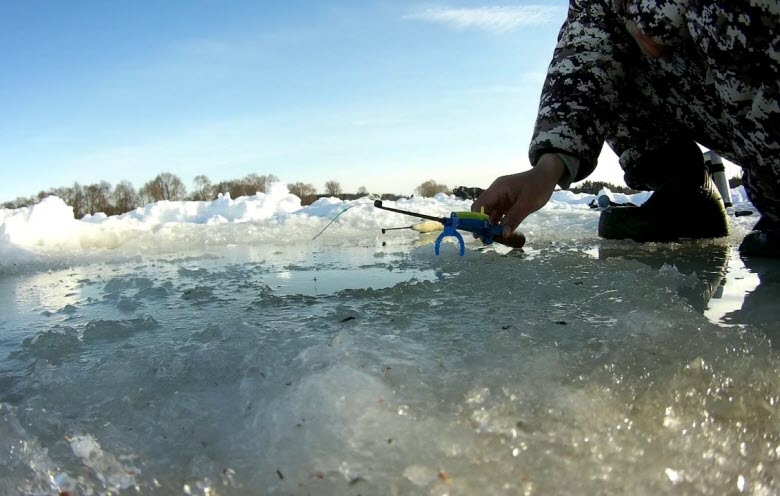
[324, 180, 342, 196]
[113, 180, 139, 213]
[243, 173, 278, 196]
[287, 182, 317, 199]
[140, 172, 187, 202]
[415, 179, 450, 198]
[191, 175, 214, 201]
[85, 181, 112, 215]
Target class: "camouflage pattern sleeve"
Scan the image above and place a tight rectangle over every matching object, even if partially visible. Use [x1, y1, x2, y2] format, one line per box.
[529, 0, 632, 183]
[554, 153, 581, 190]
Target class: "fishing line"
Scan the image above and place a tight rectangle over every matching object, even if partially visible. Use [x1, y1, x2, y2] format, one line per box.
[312, 203, 360, 240]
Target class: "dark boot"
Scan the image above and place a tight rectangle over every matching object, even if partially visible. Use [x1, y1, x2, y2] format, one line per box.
[598, 141, 729, 242]
[739, 217, 780, 258]
[598, 171, 729, 241]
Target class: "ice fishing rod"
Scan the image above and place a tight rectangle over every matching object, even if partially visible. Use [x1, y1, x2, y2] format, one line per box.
[381, 221, 445, 234]
[381, 226, 414, 234]
[374, 200, 525, 256]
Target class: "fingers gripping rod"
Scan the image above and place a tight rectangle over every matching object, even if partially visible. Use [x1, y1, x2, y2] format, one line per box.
[373, 200, 525, 255]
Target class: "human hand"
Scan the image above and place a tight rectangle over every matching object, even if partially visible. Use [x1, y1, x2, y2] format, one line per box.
[471, 154, 565, 237]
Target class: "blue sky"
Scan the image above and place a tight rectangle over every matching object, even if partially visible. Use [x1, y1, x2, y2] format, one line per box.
[0, 0, 709, 202]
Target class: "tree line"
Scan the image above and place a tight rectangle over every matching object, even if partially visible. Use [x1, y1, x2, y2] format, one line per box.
[1, 172, 408, 218]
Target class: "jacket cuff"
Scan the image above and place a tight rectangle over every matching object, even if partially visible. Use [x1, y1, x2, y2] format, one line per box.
[554, 153, 581, 189]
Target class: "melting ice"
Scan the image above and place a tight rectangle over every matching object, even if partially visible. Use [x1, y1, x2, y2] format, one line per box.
[1, 184, 779, 495]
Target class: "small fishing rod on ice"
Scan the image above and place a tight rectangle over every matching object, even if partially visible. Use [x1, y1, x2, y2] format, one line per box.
[374, 200, 525, 256]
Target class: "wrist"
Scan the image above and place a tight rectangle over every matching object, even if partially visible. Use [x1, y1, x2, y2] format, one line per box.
[534, 153, 566, 185]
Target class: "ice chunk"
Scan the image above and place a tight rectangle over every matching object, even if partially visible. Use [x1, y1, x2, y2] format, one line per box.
[69, 434, 139, 491]
[0, 405, 64, 495]
[82, 316, 159, 342]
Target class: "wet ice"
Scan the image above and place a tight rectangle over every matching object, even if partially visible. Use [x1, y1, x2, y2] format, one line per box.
[0, 188, 778, 495]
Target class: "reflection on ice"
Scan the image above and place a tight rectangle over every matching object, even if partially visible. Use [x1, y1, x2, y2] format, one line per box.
[594, 241, 732, 314]
[706, 255, 761, 325]
[720, 256, 780, 341]
[587, 241, 779, 334]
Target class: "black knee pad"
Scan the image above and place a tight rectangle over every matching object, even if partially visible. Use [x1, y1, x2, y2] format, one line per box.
[626, 138, 704, 190]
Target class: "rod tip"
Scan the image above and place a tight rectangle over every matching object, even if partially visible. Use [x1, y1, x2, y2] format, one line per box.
[374, 200, 383, 207]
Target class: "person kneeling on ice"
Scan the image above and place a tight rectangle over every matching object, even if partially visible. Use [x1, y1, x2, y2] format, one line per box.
[473, 0, 780, 258]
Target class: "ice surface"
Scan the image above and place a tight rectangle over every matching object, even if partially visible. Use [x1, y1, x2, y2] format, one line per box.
[0, 184, 777, 495]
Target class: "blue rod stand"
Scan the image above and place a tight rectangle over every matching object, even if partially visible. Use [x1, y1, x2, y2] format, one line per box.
[435, 212, 466, 256]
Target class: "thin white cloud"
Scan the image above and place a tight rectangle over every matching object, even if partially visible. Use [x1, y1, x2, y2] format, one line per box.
[405, 5, 566, 33]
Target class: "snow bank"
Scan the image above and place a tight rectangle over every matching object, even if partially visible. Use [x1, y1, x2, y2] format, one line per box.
[0, 183, 752, 265]
[0, 196, 82, 252]
[84, 182, 302, 226]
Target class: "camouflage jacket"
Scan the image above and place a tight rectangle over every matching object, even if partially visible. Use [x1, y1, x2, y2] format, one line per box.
[529, 0, 780, 189]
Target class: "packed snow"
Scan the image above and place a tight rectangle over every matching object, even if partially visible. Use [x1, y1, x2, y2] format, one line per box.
[1, 182, 777, 496]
